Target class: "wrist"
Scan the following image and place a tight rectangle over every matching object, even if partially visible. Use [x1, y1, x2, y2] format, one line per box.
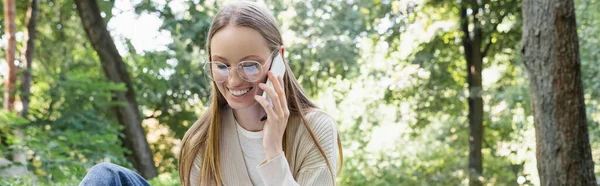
[264, 144, 283, 160]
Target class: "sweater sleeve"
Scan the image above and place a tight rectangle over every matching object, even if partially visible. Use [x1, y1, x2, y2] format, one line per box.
[257, 111, 339, 186]
[190, 154, 202, 186]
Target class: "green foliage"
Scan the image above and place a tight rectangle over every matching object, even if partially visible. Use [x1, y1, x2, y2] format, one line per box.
[1, 0, 130, 184]
[274, 0, 399, 95]
[577, 0, 600, 178]
[377, 0, 537, 184]
[129, 0, 218, 174]
[0, 0, 599, 185]
[0, 75, 132, 183]
[0, 111, 29, 127]
[147, 171, 180, 186]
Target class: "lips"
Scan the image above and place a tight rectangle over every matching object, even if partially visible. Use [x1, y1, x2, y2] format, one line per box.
[228, 87, 253, 97]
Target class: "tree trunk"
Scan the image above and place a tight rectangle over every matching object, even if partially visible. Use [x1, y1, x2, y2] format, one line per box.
[11, 0, 40, 169]
[3, 0, 28, 167]
[521, 0, 597, 185]
[74, 0, 158, 179]
[20, 0, 38, 119]
[460, 2, 484, 186]
[13, 0, 39, 169]
[3, 0, 17, 111]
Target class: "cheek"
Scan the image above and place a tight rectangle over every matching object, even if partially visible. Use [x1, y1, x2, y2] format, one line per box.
[254, 75, 268, 87]
[257, 72, 269, 83]
[252, 75, 268, 94]
[215, 83, 227, 94]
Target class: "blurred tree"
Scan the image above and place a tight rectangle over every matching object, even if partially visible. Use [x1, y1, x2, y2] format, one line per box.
[4, 0, 139, 182]
[521, 0, 597, 185]
[130, 1, 216, 173]
[2, 0, 28, 169]
[384, 0, 525, 184]
[270, 0, 397, 96]
[20, 0, 38, 119]
[576, 0, 600, 179]
[3, 0, 16, 112]
[455, 0, 519, 184]
[0, 0, 597, 185]
[132, 0, 214, 139]
[74, 0, 158, 179]
[1, 0, 132, 183]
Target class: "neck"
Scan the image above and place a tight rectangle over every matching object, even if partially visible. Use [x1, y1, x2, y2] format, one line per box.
[232, 102, 267, 132]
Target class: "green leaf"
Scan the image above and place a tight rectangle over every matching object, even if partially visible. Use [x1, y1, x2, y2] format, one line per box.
[0, 110, 29, 127]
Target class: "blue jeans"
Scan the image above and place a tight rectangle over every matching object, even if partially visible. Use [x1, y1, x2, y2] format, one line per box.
[79, 162, 150, 186]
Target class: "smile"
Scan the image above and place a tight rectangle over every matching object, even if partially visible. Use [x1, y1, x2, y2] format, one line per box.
[228, 87, 253, 97]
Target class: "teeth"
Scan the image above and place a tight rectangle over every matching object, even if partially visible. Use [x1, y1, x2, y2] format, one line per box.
[230, 88, 251, 96]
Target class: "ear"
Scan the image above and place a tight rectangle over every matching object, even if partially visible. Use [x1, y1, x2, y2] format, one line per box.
[280, 46, 285, 59]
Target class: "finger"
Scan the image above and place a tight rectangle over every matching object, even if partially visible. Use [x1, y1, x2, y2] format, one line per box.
[263, 73, 283, 115]
[254, 95, 278, 121]
[277, 75, 289, 117]
[271, 72, 285, 97]
[271, 72, 286, 111]
[260, 83, 282, 117]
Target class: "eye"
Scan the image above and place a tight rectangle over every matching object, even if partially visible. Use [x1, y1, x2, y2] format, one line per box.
[241, 62, 260, 74]
[241, 62, 259, 68]
[215, 63, 228, 69]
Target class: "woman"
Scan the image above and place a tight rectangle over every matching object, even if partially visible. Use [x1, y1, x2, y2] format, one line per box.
[80, 1, 342, 186]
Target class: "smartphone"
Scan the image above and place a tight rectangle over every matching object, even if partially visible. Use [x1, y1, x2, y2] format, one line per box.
[260, 51, 285, 121]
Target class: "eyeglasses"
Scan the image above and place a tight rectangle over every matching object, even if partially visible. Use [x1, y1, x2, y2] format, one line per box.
[203, 50, 278, 83]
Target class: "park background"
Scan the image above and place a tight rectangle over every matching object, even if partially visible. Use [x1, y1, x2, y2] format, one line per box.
[1, 0, 599, 185]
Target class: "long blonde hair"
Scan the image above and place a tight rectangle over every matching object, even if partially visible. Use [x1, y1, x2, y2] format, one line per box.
[178, 1, 342, 185]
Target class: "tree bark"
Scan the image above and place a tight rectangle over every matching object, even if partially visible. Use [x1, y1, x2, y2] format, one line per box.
[20, 0, 38, 118]
[74, 0, 158, 179]
[3, 0, 17, 111]
[521, 0, 597, 185]
[3, 0, 28, 168]
[460, 2, 484, 186]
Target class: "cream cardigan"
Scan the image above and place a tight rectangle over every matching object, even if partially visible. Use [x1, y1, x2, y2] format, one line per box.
[190, 106, 339, 185]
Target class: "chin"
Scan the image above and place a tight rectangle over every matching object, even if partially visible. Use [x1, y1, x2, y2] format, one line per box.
[228, 101, 256, 110]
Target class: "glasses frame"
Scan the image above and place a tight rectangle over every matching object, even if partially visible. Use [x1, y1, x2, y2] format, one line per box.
[204, 49, 280, 83]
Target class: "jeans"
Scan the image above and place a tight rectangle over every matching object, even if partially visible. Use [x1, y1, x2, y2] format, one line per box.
[79, 162, 150, 186]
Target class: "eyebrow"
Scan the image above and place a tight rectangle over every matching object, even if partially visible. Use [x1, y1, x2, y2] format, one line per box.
[212, 55, 265, 63]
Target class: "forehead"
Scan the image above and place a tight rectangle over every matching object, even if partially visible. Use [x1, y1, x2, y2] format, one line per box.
[210, 25, 271, 60]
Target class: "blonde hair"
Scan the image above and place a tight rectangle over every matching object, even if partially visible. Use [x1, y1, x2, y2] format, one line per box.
[178, 1, 342, 185]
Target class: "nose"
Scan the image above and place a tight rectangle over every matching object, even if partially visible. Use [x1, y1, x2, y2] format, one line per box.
[228, 68, 244, 85]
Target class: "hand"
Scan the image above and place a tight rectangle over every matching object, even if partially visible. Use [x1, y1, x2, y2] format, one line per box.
[254, 72, 289, 160]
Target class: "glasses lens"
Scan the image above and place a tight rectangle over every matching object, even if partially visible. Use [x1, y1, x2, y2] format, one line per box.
[204, 62, 229, 82]
[238, 61, 262, 82]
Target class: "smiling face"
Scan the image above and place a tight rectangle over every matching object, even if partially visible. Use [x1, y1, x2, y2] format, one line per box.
[209, 25, 273, 110]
